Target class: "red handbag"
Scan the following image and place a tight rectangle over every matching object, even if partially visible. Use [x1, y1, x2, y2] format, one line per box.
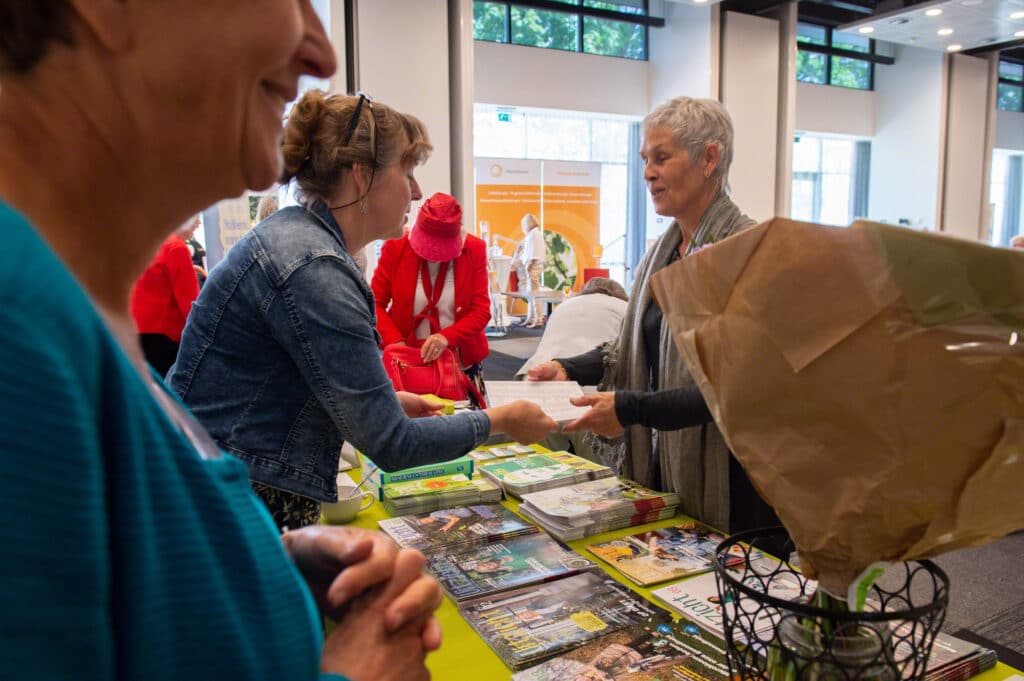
[382, 342, 482, 404]
[381, 259, 486, 406]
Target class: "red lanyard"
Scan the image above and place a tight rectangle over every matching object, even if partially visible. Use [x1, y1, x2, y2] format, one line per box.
[418, 258, 450, 324]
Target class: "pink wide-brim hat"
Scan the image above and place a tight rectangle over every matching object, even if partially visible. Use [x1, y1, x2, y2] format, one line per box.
[409, 192, 464, 262]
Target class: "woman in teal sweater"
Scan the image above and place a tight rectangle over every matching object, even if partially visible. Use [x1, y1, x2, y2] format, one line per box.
[0, 2, 439, 680]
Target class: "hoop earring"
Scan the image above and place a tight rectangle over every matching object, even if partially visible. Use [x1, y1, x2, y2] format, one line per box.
[359, 197, 368, 215]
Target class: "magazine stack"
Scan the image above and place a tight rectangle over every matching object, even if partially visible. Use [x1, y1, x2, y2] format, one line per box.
[381, 474, 502, 516]
[517, 477, 680, 541]
[478, 451, 613, 499]
[459, 571, 670, 670]
[425, 532, 597, 602]
[377, 503, 538, 552]
[588, 522, 751, 586]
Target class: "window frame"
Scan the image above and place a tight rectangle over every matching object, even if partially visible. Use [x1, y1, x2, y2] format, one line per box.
[796, 21, 890, 91]
[472, 0, 661, 61]
[997, 58, 1024, 113]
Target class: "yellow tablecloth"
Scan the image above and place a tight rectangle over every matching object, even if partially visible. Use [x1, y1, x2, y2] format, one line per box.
[339, 465, 1021, 681]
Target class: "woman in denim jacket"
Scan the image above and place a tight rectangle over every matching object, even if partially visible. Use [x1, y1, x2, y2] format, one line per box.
[169, 91, 556, 530]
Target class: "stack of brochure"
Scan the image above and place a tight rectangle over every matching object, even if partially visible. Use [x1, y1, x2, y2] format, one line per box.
[467, 444, 536, 463]
[517, 477, 680, 541]
[381, 474, 502, 516]
[426, 532, 596, 602]
[588, 522, 751, 586]
[478, 451, 612, 499]
[377, 503, 538, 552]
[459, 571, 670, 670]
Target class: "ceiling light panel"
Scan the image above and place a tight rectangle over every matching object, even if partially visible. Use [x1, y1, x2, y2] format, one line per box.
[839, 0, 1024, 52]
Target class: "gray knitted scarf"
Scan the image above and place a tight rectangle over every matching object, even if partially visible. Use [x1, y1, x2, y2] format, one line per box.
[610, 191, 754, 531]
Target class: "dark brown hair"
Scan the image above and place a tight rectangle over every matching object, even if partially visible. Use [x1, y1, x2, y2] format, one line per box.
[0, 1, 75, 74]
[279, 90, 432, 205]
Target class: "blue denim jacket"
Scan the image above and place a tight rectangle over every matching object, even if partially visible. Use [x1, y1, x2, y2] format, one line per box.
[167, 202, 490, 501]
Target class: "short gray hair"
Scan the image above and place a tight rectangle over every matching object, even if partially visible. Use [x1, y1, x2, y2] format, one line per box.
[643, 97, 735, 194]
[579, 277, 627, 301]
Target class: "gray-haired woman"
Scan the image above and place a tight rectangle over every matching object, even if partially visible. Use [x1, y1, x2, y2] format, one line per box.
[529, 96, 778, 535]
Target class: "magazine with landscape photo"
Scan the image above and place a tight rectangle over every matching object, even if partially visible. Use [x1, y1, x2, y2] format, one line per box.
[377, 504, 537, 551]
[427, 533, 597, 601]
[459, 571, 670, 670]
[588, 522, 748, 586]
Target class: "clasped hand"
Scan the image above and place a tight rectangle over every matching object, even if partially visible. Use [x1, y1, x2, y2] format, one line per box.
[282, 526, 444, 680]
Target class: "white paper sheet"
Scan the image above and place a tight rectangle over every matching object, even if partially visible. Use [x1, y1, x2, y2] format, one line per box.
[485, 380, 591, 424]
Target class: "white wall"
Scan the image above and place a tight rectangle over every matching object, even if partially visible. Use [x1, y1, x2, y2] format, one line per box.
[995, 109, 1024, 151]
[721, 11, 780, 222]
[648, 3, 715, 106]
[474, 41, 649, 117]
[358, 0, 452, 201]
[795, 82, 875, 137]
[868, 44, 943, 229]
[941, 53, 991, 239]
[770, 1, 797, 217]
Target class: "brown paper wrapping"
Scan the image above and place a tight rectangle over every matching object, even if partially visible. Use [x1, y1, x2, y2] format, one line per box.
[650, 218, 1024, 594]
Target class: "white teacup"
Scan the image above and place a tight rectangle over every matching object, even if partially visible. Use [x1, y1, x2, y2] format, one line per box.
[321, 488, 374, 524]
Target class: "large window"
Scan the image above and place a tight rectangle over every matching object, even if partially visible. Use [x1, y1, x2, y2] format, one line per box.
[791, 134, 871, 226]
[474, 105, 635, 283]
[997, 60, 1023, 113]
[473, 1, 651, 60]
[990, 150, 1023, 246]
[796, 22, 876, 90]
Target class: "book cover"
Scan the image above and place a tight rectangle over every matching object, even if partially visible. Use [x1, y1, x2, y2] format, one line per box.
[588, 522, 747, 586]
[650, 555, 810, 643]
[426, 533, 597, 601]
[377, 504, 538, 551]
[375, 455, 474, 486]
[459, 571, 670, 670]
[380, 473, 476, 501]
[512, 619, 735, 681]
[479, 452, 611, 496]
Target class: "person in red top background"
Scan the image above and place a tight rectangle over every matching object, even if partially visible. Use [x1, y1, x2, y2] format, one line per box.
[372, 193, 490, 395]
[130, 215, 201, 376]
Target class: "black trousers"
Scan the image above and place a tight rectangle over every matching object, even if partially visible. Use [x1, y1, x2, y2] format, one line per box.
[139, 333, 180, 378]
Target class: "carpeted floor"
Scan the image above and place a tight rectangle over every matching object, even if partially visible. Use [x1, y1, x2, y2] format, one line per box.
[481, 324, 1024, 668]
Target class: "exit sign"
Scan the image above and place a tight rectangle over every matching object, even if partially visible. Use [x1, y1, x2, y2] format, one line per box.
[497, 112, 511, 122]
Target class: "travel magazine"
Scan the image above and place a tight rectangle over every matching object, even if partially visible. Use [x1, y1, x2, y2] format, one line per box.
[459, 571, 670, 670]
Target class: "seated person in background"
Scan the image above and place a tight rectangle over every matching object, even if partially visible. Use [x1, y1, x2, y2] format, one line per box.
[516, 277, 628, 379]
[0, 2, 443, 679]
[130, 215, 202, 376]
[371, 192, 491, 397]
[169, 91, 555, 531]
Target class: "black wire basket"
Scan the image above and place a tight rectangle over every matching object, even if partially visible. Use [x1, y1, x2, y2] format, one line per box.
[714, 527, 950, 681]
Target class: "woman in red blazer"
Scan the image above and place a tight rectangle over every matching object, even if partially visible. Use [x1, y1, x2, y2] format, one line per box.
[372, 193, 490, 388]
[130, 216, 201, 376]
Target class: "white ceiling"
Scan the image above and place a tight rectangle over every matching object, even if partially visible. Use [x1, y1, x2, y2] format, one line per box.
[838, 0, 1024, 52]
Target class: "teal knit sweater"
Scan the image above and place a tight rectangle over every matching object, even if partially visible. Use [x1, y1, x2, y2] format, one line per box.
[0, 202, 345, 680]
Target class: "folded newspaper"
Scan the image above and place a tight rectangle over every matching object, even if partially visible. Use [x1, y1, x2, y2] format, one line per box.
[650, 218, 1024, 595]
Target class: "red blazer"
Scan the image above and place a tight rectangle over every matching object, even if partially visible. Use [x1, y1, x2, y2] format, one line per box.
[130, 235, 200, 342]
[371, 233, 490, 367]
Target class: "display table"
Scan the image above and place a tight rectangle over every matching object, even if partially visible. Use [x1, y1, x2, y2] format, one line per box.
[338, 466, 1022, 681]
[500, 290, 566, 321]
